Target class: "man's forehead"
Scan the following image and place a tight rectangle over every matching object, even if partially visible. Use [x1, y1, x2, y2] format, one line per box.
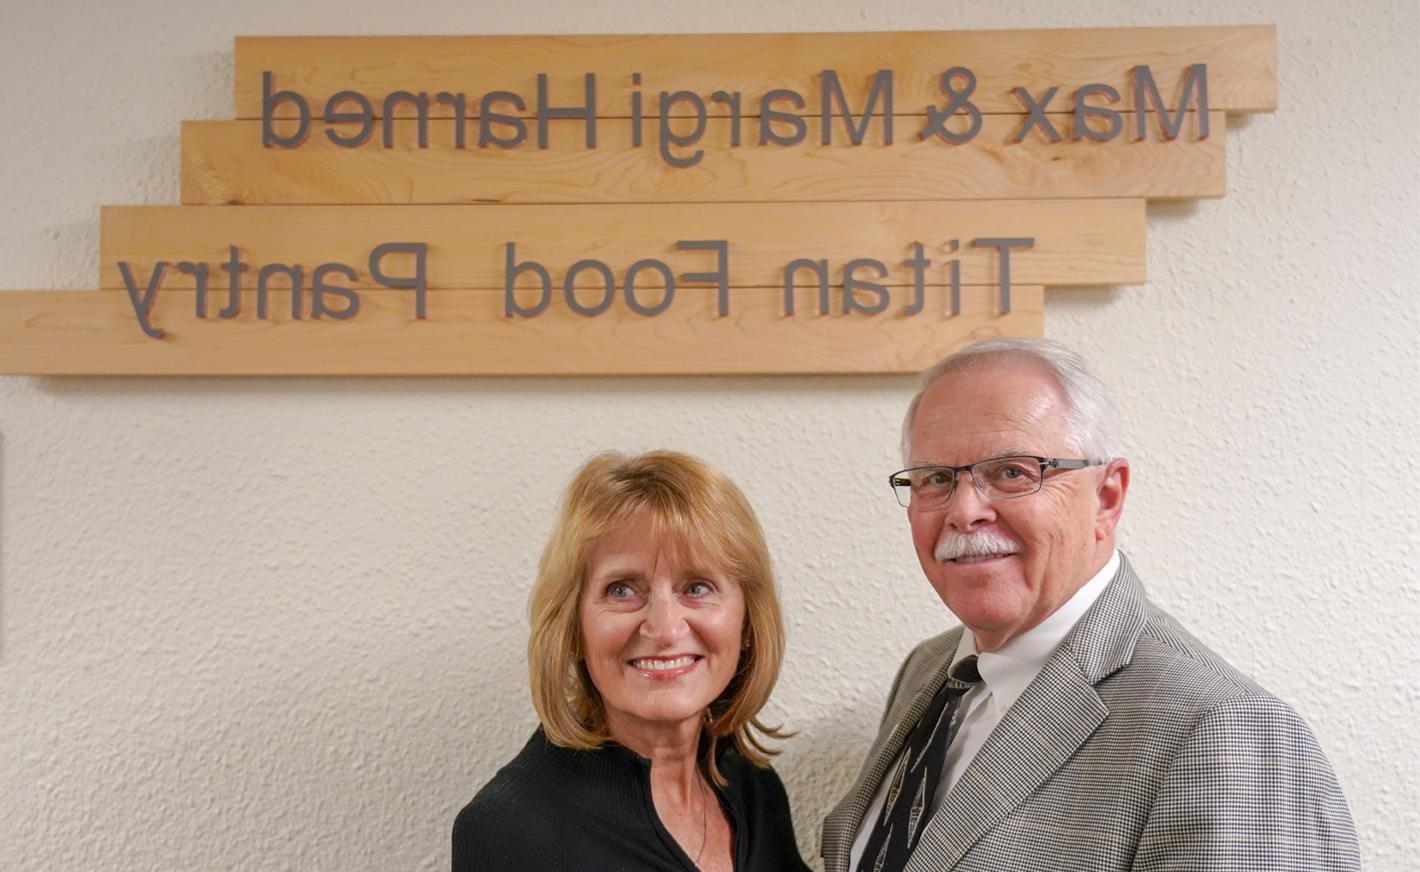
[910, 364, 1071, 457]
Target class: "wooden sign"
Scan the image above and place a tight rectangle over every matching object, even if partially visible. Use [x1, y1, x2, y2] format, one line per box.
[0, 26, 1277, 376]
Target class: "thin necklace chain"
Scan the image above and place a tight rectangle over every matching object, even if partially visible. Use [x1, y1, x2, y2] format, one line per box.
[692, 775, 709, 867]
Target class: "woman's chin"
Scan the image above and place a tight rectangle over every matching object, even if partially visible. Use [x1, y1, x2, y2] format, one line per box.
[603, 693, 720, 742]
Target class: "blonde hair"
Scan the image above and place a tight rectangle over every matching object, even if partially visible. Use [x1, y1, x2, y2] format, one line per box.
[527, 450, 788, 784]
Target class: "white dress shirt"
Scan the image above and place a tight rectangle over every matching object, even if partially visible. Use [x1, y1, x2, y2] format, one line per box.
[849, 551, 1120, 870]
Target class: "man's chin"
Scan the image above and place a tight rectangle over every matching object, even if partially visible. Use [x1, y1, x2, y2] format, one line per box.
[931, 556, 1026, 611]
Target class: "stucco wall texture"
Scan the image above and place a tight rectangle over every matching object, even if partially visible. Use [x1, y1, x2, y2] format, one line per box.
[1, 1, 1415, 870]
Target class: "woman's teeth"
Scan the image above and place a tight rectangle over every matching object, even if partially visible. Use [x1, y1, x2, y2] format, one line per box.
[631, 656, 697, 671]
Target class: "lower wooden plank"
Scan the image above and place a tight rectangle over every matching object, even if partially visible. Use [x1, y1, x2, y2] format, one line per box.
[0, 285, 1042, 376]
[100, 200, 1146, 290]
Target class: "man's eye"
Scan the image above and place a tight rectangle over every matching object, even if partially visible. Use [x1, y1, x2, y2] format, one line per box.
[982, 460, 1040, 489]
[923, 470, 953, 487]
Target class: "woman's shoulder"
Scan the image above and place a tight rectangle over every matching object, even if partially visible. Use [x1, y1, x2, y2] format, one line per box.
[717, 743, 792, 799]
[452, 731, 567, 871]
[716, 747, 797, 824]
[716, 745, 814, 872]
[456, 729, 574, 815]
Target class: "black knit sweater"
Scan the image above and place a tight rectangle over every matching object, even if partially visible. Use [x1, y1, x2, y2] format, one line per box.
[452, 728, 812, 872]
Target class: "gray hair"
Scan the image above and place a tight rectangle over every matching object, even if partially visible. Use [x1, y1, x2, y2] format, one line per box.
[901, 337, 1121, 464]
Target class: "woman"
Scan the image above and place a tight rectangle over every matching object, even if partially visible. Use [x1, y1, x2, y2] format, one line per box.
[453, 451, 811, 872]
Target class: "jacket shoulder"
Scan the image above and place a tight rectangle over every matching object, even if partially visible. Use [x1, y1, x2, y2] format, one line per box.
[896, 627, 963, 694]
[1125, 601, 1273, 703]
[869, 627, 963, 728]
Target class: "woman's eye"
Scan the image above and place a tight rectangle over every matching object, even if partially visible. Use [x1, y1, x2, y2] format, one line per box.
[685, 580, 713, 597]
[607, 582, 635, 599]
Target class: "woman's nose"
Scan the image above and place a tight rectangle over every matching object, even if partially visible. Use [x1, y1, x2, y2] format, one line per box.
[639, 592, 688, 645]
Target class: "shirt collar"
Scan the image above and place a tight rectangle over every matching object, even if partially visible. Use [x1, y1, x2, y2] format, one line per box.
[951, 550, 1119, 711]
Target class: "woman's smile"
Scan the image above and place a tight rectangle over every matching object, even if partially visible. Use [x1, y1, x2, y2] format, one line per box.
[629, 654, 702, 677]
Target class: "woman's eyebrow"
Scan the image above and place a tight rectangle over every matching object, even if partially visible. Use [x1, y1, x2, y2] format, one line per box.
[590, 565, 646, 582]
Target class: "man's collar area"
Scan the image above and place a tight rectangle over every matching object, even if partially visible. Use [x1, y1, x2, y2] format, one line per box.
[953, 550, 1120, 710]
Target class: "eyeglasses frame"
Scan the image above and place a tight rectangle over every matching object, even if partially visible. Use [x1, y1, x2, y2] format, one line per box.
[888, 455, 1106, 508]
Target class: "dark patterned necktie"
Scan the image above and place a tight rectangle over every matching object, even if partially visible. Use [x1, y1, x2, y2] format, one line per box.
[855, 655, 981, 872]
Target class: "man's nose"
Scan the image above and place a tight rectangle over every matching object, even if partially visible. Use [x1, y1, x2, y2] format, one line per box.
[639, 591, 688, 645]
[941, 474, 997, 530]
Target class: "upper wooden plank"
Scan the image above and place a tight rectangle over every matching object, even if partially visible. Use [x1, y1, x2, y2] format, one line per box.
[181, 113, 1225, 205]
[235, 27, 1277, 119]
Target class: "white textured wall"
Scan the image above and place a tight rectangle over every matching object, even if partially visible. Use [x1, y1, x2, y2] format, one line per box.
[2, 1, 1415, 869]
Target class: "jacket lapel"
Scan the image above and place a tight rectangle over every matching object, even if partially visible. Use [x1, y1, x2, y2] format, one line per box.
[822, 628, 964, 872]
[903, 556, 1150, 871]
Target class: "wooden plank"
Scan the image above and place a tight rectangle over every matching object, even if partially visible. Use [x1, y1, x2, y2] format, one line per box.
[182, 112, 1224, 205]
[236, 27, 1276, 119]
[100, 201, 1146, 291]
[0, 285, 1043, 376]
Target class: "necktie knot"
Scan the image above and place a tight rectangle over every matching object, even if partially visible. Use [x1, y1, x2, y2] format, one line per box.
[950, 654, 981, 684]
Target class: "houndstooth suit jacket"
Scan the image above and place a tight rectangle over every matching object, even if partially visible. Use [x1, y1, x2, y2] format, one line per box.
[821, 555, 1360, 871]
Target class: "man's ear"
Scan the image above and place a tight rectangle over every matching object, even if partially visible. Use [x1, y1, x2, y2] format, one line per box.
[1094, 458, 1129, 542]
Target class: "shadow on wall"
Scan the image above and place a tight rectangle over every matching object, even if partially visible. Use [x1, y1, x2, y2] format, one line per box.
[779, 704, 887, 870]
[1044, 284, 1125, 313]
[1146, 198, 1201, 225]
[29, 222, 101, 290]
[111, 133, 184, 204]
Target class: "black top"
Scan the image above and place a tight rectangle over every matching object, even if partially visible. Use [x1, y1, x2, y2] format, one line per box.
[453, 728, 812, 872]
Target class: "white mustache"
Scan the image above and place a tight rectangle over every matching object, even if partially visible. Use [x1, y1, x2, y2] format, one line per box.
[934, 529, 1021, 562]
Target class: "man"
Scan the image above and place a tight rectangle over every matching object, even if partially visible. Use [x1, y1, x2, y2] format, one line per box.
[822, 338, 1359, 871]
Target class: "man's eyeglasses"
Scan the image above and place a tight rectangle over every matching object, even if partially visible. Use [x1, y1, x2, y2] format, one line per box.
[889, 456, 1105, 509]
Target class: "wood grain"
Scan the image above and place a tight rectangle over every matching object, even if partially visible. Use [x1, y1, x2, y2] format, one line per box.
[0, 285, 1043, 376]
[100, 200, 1145, 290]
[235, 27, 1276, 119]
[181, 112, 1225, 205]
